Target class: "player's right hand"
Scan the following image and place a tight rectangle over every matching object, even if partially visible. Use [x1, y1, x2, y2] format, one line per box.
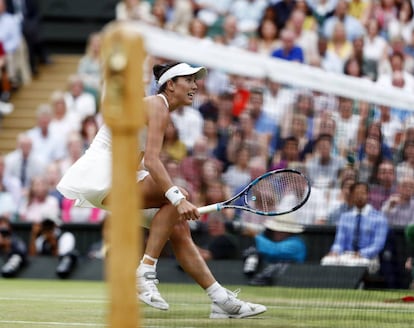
[176, 199, 200, 221]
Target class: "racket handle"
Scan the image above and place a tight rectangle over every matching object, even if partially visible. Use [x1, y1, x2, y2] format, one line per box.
[198, 204, 220, 214]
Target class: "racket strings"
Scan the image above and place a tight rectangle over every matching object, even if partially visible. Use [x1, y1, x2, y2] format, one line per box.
[246, 172, 309, 214]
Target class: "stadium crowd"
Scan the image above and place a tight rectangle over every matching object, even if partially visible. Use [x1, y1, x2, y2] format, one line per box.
[1, 0, 414, 287]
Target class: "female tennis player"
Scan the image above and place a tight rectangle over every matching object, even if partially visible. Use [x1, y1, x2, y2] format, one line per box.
[57, 62, 266, 318]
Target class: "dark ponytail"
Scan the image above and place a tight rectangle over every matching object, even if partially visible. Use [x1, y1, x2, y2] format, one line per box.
[153, 62, 180, 92]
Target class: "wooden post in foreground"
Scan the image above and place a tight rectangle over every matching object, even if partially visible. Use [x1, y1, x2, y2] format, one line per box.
[101, 22, 145, 328]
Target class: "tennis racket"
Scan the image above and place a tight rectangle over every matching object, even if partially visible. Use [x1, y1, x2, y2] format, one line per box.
[198, 169, 311, 216]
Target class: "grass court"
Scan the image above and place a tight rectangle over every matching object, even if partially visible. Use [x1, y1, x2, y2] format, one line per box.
[0, 279, 413, 327]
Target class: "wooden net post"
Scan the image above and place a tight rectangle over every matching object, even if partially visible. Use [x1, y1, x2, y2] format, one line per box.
[101, 22, 145, 328]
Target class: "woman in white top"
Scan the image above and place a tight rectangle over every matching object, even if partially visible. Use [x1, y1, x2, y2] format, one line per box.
[57, 62, 266, 318]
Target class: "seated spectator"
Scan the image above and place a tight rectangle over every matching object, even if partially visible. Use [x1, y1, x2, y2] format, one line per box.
[222, 144, 251, 196]
[326, 21, 353, 71]
[240, 213, 306, 286]
[0, 0, 29, 88]
[355, 137, 384, 184]
[29, 217, 78, 278]
[255, 17, 280, 56]
[26, 104, 67, 163]
[270, 136, 301, 171]
[80, 115, 99, 152]
[0, 215, 27, 277]
[395, 140, 414, 182]
[271, 28, 304, 63]
[49, 90, 80, 143]
[381, 176, 414, 227]
[77, 32, 102, 102]
[4, 133, 47, 192]
[305, 134, 346, 189]
[161, 119, 187, 162]
[321, 182, 388, 274]
[326, 176, 356, 226]
[194, 179, 237, 261]
[18, 175, 60, 223]
[115, 0, 154, 23]
[0, 171, 17, 219]
[64, 74, 97, 127]
[170, 105, 204, 152]
[368, 160, 397, 211]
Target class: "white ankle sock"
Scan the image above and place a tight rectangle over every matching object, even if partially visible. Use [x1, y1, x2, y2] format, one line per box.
[137, 254, 158, 276]
[206, 282, 228, 303]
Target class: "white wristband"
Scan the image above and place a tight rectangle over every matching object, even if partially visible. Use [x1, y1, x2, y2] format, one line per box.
[165, 186, 186, 206]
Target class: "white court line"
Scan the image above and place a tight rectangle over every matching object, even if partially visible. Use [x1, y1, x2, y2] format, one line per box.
[0, 297, 106, 303]
[0, 320, 103, 327]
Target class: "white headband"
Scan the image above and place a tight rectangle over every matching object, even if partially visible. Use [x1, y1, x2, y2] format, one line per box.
[157, 63, 207, 86]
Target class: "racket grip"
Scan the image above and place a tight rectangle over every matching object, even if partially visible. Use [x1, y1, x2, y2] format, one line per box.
[198, 204, 220, 214]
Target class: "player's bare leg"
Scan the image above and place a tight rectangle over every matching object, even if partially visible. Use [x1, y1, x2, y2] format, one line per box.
[170, 221, 267, 318]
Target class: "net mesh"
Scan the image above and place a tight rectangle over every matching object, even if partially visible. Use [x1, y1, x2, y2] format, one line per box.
[109, 22, 414, 328]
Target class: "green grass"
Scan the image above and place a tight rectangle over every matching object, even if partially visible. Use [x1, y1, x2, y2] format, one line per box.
[0, 279, 413, 327]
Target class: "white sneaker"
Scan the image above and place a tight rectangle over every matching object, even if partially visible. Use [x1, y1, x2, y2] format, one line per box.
[210, 289, 267, 319]
[137, 271, 169, 311]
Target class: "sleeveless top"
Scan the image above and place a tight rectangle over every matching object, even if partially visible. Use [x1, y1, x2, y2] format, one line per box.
[91, 93, 169, 153]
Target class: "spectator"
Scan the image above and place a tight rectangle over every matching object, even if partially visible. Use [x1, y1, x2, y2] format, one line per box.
[0, 163, 18, 219]
[29, 217, 78, 278]
[270, 136, 301, 171]
[115, 0, 154, 23]
[322, 0, 365, 42]
[0, 215, 27, 277]
[241, 213, 306, 286]
[333, 97, 361, 157]
[59, 132, 85, 175]
[395, 140, 414, 181]
[44, 162, 64, 209]
[247, 87, 279, 155]
[0, 41, 13, 108]
[26, 104, 67, 163]
[372, 0, 398, 34]
[201, 118, 228, 165]
[79, 115, 99, 152]
[164, 0, 194, 35]
[306, 0, 337, 28]
[326, 175, 356, 225]
[286, 9, 319, 64]
[0, 153, 21, 210]
[77, 32, 102, 102]
[217, 14, 249, 48]
[49, 91, 80, 145]
[226, 112, 268, 163]
[64, 74, 97, 126]
[193, 0, 232, 32]
[4, 133, 46, 191]
[351, 36, 378, 81]
[369, 159, 397, 210]
[161, 119, 187, 162]
[255, 18, 280, 56]
[381, 176, 414, 226]
[321, 181, 388, 274]
[326, 21, 353, 71]
[6, 0, 49, 76]
[196, 179, 237, 261]
[228, 0, 268, 34]
[363, 18, 388, 66]
[305, 134, 346, 189]
[18, 175, 60, 223]
[271, 28, 305, 63]
[222, 144, 251, 196]
[170, 105, 204, 152]
[269, 0, 297, 30]
[0, 0, 29, 87]
[356, 136, 385, 184]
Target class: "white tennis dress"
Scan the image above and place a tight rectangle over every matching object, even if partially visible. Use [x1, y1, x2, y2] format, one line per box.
[57, 94, 169, 210]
